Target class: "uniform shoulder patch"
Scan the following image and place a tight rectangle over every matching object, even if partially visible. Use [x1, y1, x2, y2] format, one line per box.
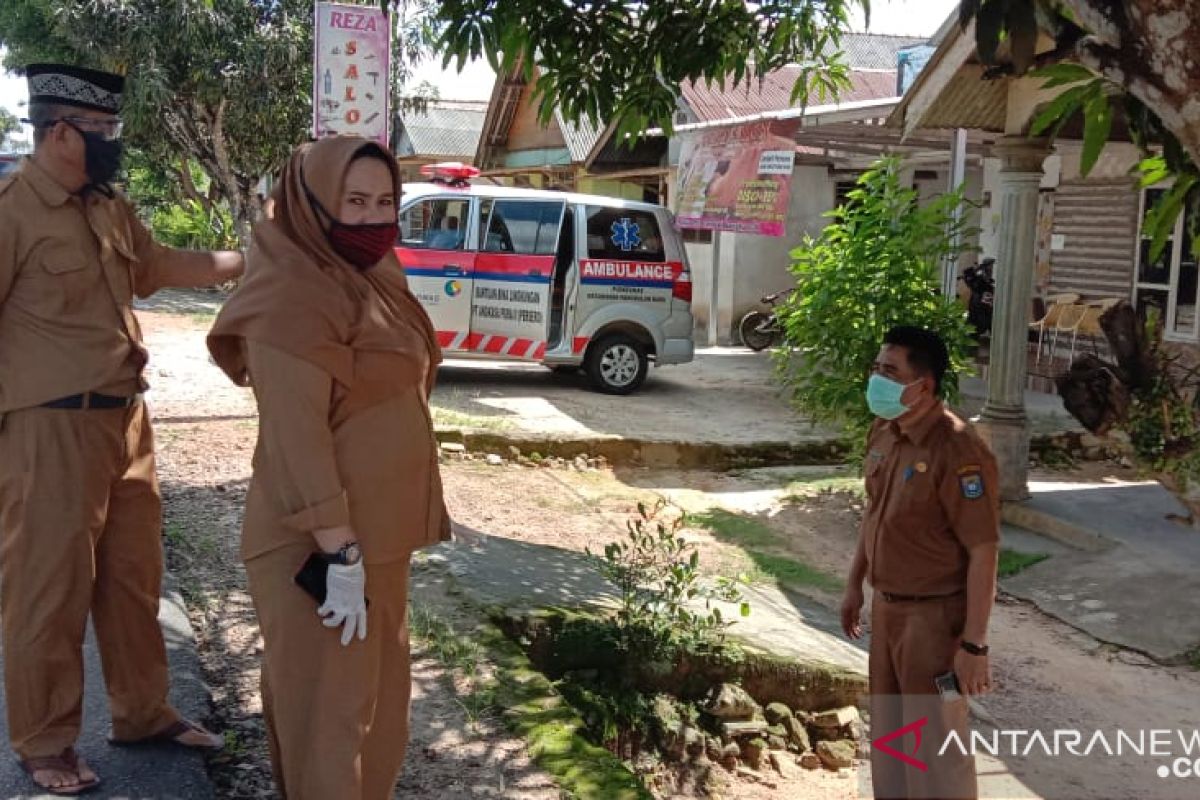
[959, 470, 985, 500]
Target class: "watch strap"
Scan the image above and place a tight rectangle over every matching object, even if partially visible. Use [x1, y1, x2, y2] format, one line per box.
[321, 541, 361, 566]
[960, 640, 990, 656]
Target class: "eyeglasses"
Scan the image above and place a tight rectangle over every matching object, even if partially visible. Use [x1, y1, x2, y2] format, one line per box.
[50, 116, 124, 142]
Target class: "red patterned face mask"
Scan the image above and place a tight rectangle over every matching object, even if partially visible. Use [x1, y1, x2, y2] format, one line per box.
[327, 220, 399, 270]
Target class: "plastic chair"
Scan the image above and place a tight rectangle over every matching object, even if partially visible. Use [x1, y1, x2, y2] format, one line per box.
[1030, 293, 1081, 364]
[1049, 303, 1091, 365]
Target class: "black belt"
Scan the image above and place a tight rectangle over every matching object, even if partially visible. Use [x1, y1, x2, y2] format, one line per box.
[879, 590, 964, 603]
[41, 392, 138, 410]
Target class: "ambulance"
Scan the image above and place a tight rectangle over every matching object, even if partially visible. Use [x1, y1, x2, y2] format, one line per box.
[395, 163, 695, 394]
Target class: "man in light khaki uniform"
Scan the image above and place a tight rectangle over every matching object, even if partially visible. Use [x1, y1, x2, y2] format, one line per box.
[0, 63, 244, 795]
[841, 326, 1000, 800]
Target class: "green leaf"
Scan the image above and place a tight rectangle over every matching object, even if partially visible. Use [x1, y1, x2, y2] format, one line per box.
[740, 602, 751, 618]
[1138, 156, 1171, 188]
[1029, 82, 1094, 137]
[1080, 89, 1113, 177]
[1030, 63, 1096, 88]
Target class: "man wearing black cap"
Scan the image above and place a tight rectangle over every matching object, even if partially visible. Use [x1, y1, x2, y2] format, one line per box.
[0, 64, 243, 794]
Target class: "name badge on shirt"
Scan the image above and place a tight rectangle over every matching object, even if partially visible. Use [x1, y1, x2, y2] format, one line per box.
[958, 465, 984, 499]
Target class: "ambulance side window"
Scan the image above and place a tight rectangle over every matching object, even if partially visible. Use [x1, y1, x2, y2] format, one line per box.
[483, 201, 561, 256]
[399, 198, 470, 251]
[585, 207, 665, 262]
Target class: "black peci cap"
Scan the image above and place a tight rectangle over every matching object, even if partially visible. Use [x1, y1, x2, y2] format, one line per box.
[26, 63, 124, 114]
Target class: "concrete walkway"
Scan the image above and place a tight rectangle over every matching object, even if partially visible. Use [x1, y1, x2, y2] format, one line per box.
[1001, 479, 1200, 662]
[0, 586, 213, 800]
[417, 530, 867, 676]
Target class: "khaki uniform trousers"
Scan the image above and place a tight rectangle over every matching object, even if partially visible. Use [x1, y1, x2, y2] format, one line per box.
[869, 592, 977, 800]
[0, 402, 177, 759]
[246, 541, 412, 800]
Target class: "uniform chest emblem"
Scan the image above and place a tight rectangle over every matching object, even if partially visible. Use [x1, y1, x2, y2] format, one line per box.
[958, 466, 984, 500]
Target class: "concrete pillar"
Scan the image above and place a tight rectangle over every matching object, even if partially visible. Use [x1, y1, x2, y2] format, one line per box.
[974, 136, 1048, 502]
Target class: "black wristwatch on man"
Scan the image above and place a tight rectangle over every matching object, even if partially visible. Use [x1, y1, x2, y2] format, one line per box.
[960, 639, 990, 656]
[321, 541, 363, 567]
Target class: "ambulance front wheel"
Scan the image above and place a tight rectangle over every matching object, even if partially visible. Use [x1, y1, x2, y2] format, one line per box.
[586, 334, 649, 395]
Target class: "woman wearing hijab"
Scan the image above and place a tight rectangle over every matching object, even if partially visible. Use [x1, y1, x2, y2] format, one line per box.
[208, 136, 449, 799]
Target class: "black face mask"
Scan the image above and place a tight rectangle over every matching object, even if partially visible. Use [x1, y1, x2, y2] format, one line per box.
[66, 123, 123, 189]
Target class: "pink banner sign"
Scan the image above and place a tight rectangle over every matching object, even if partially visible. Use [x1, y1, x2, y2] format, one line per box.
[675, 119, 801, 237]
[313, 2, 391, 147]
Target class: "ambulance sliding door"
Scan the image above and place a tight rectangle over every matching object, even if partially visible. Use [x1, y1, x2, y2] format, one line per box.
[469, 198, 565, 359]
[396, 195, 476, 351]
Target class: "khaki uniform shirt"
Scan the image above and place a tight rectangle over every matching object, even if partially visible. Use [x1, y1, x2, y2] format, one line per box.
[242, 341, 448, 564]
[0, 158, 170, 413]
[862, 405, 1001, 596]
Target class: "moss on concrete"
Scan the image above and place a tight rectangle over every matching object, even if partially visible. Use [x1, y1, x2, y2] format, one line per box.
[476, 624, 651, 800]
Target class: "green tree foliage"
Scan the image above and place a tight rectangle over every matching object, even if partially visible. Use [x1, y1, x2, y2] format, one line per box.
[420, 0, 862, 141]
[0, 0, 312, 244]
[3, 0, 866, 244]
[126, 150, 239, 250]
[0, 107, 19, 146]
[775, 157, 976, 447]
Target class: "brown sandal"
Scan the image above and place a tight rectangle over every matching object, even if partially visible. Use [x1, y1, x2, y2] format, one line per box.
[20, 747, 100, 796]
[109, 717, 224, 750]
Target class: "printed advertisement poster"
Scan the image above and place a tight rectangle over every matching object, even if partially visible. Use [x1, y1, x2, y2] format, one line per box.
[313, 2, 390, 146]
[675, 119, 801, 237]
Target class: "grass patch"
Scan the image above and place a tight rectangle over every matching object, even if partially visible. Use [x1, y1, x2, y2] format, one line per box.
[409, 603, 485, 673]
[412, 600, 649, 799]
[785, 475, 865, 499]
[688, 508, 777, 548]
[998, 549, 1050, 578]
[432, 406, 512, 431]
[1184, 646, 1200, 672]
[743, 551, 844, 593]
[689, 508, 842, 593]
[188, 311, 218, 327]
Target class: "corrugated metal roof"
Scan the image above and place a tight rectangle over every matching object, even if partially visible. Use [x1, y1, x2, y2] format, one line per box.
[833, 33, 929, 70]
[399, 102, 487, 159]
[554, 111, 606, 163]
[681, 69, 899, 123]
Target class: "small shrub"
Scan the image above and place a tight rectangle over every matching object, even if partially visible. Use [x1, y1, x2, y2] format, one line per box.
[589, 500, 750, 667]
[775, 156, 977, 451]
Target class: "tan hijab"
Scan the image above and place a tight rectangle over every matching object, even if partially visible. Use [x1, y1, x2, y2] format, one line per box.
[208, 136, 441, 404]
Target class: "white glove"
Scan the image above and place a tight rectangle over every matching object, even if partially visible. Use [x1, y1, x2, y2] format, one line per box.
[318, 561, 367, 646]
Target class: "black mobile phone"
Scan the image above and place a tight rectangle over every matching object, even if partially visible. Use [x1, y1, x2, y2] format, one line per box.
[294, 552, 329, 605]
[294, 552, 369, 608]
[935, 671, 963, 702]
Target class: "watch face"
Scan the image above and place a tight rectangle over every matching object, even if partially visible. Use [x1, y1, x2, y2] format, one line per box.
[342, 543, 362, 565]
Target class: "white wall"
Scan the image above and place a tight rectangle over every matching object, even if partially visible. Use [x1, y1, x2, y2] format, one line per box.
[686, 161, 972, 344]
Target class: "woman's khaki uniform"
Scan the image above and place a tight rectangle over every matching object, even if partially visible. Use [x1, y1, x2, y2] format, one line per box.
[208, 137, 449, 800]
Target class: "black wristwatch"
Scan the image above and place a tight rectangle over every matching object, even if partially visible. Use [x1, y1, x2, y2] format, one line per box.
[960, 640, 990, 656]
[321, 541, 362, 567]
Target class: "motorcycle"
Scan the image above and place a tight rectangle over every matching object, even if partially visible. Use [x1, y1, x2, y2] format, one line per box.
[739, 289, 793, 351]
[960, 257, 995, 339]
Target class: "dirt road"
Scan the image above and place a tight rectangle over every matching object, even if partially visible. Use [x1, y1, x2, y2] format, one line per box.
[143, 307, 1200, 800]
